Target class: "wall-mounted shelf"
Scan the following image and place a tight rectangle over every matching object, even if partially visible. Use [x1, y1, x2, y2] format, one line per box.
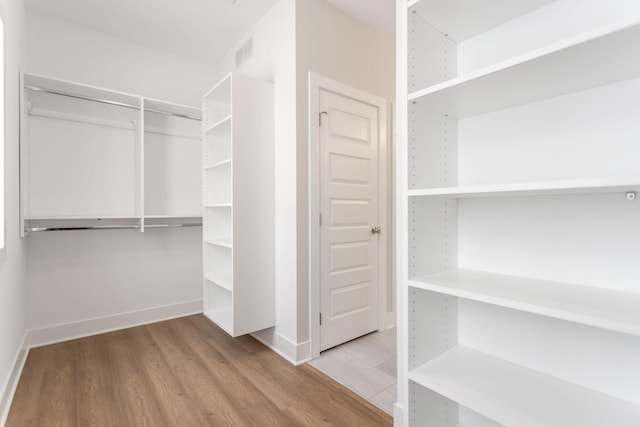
[20, 73, 202, 235]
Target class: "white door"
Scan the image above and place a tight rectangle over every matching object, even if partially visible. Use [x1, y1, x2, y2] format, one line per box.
[319, 89, 380, 351]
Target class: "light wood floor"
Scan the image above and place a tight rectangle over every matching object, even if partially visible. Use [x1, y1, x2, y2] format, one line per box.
[6, 315, 392, 426]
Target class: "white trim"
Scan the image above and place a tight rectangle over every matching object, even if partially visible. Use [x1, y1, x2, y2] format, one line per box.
[393, 402, 405, 427]
[308, 72, 391, 359]
[251, 328, 311, 366]
[19, 71, 28, 238]
[0, 333, 29, 427]
[28, 107, 137, 130]
[28, 299, 203, 348]
[396, 0, 409, 424]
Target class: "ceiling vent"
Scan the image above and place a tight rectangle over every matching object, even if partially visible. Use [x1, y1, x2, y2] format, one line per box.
[235, 38, 253, 69]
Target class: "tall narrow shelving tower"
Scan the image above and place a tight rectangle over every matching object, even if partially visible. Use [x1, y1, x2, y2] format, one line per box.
[397, 0, 640, 425]
[202, 73, 275, 337]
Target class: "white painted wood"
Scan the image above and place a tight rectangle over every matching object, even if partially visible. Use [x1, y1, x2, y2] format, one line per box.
[395, 1, 410, 424]
[21, 73, 203, 233]
[0, 334, 28, 427]
[409, 346, 640, 427]
[203, 115, 232, 135]
[137, 98, 145, 232]
[318, 89, 380, 351]
[408, 0, 555, 42]
[408, 177, 640, 198]
[27, 299, 203, 348]
[202, 73, 275, 337]
[309, 73, 389, 358]
[24, 73, 141, 107]
[459, 300, 640, 405]
[398, 1, 640, 425]
[411, 269, 640, 336]
[410, 21, 640, 118]
[144, 114, 201, 217]
[19, 72, 28, 238]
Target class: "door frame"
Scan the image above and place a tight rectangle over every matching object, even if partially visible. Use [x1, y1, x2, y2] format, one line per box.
[308, 72, 390, 359]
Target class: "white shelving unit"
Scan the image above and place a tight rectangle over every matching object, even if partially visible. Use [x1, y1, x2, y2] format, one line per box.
[202, 73, 275, 337]
[397, 1, 640, 425]
[20, 73, 202, 234]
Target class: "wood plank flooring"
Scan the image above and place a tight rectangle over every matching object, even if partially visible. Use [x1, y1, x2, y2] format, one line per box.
[6, 315, 392, 426]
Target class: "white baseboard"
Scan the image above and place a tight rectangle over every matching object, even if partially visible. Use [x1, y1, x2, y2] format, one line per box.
[251, 328, 311, 366]
[28, 299, 203, 348]
[384, 311, 397, 330]
[0, 333, 29, 427]
[393, 402, 404, 427]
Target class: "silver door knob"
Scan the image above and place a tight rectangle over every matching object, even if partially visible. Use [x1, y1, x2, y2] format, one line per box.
[371, 226, 381, 234]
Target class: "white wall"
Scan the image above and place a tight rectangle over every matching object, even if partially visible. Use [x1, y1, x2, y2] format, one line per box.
[208, 0, 394, 362]
[295, 0, 395, 343]
[24, 12, 216, 344]
[207, 0, 301, 360]
[0, 0, 27, 423]
[26, 12, 215, 106]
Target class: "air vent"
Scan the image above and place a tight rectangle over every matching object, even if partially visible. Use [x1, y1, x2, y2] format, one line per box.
[235, 37, 253, 68]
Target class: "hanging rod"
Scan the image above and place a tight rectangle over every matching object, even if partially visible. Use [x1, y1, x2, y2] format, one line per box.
[26, 223, 202, 232]
[25, 85, 202, 121]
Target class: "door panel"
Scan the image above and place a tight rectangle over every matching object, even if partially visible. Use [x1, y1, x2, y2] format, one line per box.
[320, 89, 380, 351]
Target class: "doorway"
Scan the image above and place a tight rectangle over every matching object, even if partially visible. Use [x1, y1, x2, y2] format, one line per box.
[309, 73, 390, 358]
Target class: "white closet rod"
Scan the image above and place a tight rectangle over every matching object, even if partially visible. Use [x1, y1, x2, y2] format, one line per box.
[26, 223, 202, 232]
[26, 85, 202, 121]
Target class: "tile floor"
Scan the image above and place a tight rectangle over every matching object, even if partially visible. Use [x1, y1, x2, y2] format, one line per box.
[308, 328, 397, 415]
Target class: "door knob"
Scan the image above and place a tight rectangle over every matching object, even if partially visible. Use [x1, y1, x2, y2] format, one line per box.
[371, 226, 381, 234]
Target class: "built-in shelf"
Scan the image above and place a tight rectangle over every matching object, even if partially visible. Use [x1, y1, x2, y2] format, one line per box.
[409, 346, 640, 427]
[24, 215, 138, 220]
[408, 178, 640, 198]
[205, 238, 232, 249]
[409, 21, 640, 118]
[205, 273, 232, 292]
[204, 115, 231, 136]
[408, 0, 555, 42]
[410, 269, 640, 336]
[204, 158, 232, 170]
[144, 98, 202, 121]
[144, 214, 202, 219]
[202, 73, 274, 337]
[204, 307, 233, 334]
[400, 1, 640, 425]
[21, 73, 202, 235]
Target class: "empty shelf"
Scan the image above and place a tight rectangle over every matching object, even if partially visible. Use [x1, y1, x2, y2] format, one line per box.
[409, 346, 640, 427]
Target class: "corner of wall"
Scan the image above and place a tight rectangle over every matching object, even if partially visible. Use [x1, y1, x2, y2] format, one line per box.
[251, 328, 311, 365]
[0, 334, 29, 426]
[0, 0, 29, 422]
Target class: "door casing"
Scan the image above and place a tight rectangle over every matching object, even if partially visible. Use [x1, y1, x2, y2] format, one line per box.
[308, 72, 390, 359]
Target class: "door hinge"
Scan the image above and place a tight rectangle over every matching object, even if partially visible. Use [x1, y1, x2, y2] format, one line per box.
[320, 313, 322, 325]
[319, 111, 327, 126]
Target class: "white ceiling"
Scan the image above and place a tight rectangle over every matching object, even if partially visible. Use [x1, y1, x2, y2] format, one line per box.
[24, 0, 395, 66]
